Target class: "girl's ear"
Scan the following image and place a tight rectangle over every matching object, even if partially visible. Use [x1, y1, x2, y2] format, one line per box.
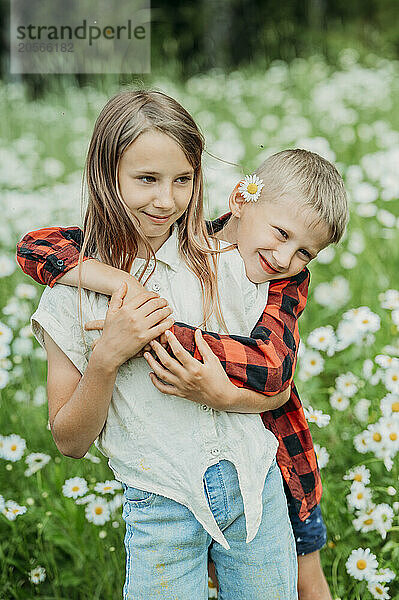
[228, 184, 246, 218]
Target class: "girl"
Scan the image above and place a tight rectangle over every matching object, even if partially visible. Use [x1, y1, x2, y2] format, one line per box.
[30, 90, 298, 599]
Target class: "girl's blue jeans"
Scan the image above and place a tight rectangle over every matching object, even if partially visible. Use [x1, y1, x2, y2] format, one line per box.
[121, 458, 298, 599]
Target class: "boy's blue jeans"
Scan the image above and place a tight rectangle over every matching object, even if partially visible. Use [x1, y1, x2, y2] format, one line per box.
[121, 458, 298, 599]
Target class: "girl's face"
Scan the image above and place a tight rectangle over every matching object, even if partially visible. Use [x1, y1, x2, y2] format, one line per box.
[118, 129, 195, 253]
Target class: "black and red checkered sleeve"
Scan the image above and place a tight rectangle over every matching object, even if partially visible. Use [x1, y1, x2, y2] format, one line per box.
[16, 227, 88, 287]
[172, 268, 309, 395]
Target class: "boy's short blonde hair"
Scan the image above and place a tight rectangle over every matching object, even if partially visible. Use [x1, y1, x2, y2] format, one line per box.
[254, 149, 348, 243]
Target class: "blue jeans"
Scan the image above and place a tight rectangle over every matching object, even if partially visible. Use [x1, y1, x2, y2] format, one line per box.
[121, 458, 298, 599]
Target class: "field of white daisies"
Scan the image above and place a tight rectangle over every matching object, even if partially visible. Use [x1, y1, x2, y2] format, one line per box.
[1, 49, 399, 599]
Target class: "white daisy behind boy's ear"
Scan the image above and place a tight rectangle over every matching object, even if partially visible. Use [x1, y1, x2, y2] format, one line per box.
[238, 174, 264, 202]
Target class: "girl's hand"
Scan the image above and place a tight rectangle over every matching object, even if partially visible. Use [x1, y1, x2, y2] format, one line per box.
[92, 283, 174, 369]
[143, 329, 236, 410]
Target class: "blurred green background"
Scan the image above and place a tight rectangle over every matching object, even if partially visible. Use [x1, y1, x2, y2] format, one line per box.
[1, 1, 399, 599]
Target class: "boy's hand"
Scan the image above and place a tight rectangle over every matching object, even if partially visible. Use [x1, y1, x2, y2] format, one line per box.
[92, 283, 174, 369]
[143, 329, 236, 410]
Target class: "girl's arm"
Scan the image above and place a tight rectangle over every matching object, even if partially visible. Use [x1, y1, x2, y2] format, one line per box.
[43, 284, 174, 459]
[17, 226, 308, 396]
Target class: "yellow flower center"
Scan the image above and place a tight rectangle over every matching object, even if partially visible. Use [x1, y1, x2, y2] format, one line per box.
[104, 486, 112, 491]
[389, 432, 397, 441]
[376, 586, 383, 594]
[373, 432, 382, 442]
[364, 518, 373, 525]
[310, 360, 316, 365]
[11, 444, 17, 451]
[357, 493, 363, 499]
[362, 319, 369, 324]
[392, 402, 399, 412]
[72, 486, 79, 492]
[247, 183, 258, 194]
[95, 507, 103, 515]
[354, 474, 362, 481]
[392, 374, 398, 382]
[356, 559, 367, 570]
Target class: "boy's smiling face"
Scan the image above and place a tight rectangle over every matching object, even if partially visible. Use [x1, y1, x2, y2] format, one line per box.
[231, 192, 331, 284]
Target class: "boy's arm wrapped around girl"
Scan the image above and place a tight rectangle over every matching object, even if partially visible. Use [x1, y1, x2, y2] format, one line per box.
[16, 225, 308, 395]
[16, 225, 321, 520]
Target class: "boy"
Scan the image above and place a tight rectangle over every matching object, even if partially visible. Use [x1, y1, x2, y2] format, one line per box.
[17, 149, 348, 599]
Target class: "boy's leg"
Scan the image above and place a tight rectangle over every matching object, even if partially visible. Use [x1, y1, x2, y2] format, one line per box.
[288, 499, 332, 600]
[298, 551, 332, 600]
[121, 484, 209, 599]
[208, 459, 298, 600]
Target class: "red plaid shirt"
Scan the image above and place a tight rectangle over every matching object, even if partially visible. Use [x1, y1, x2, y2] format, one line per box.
[16, 216, 322, 519]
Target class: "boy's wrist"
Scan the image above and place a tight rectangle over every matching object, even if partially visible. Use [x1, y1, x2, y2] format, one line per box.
[109, 272, 143, 297]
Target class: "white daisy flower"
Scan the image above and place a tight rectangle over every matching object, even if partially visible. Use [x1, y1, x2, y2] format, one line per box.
[330, 390, 350, 411]
[0, 255, 16, 278]
[0, 322, 13, 345]
[374, 503, 394, 539]
[33, 386, 47, 406]
[3, 500, 27, 520]
[353, 506, 377, 534]
[374, 568, 395, 583]
[353, 398, 371, 423]
[307, 326, 336, 355]
[363, 359, 374, 378]
[82, 451, 101, 464]
[335, 372, 359, 398]
[108, 493, 124, 514]
[384, 366, 399, 394]
[238, 174, 264, 202]
[314, 444, 329, 468]
[347, 482, 372, 511]
[316, 246, 335, 264]
[340, 252, 357, 269]
[335, 319, 358, 350]
[15, 283, 37, 300]
[380, 393, 399, 418]
[62, 477, 88, 499]
[75, 493, 96, 505]
[344, 465, 370, 485]
[345, 547, 378, 581]
[298, 348, 324, 381]
[29, 566, 46, 585]
[14, 390, 29, 403]
[1, 434, 26, 462]
[348, 230, 365, 254]
[351, 307, 381, 334]
[367, 422, 387, 453]
[24, 452, 51, 477]
[12, 337, 33, 356]
[375, 355, 399, 369]
[0, 342, 11, 359]
[314, 276, 351, 310]
[0, 369, 9, 389]
[94, 480, 122, 495]
[379, 289, 399, 310]
[392, 309, 399, 327]
[85, 497, 111, 525]
[304, 406, 330, 427]
[367, 582, 391, 599]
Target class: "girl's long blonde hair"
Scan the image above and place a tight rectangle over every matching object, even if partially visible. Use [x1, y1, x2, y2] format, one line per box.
[79, 89, 225, 330]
